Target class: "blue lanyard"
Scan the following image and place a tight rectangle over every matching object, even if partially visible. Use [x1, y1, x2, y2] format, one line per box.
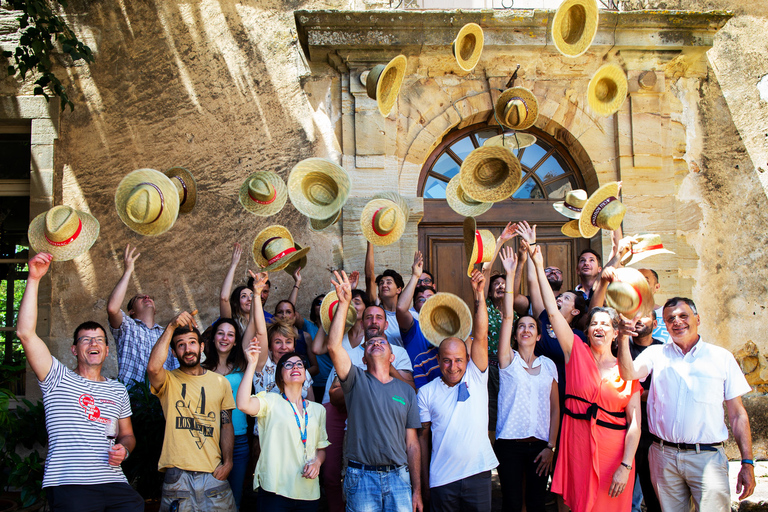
[282, 393, 309, 455]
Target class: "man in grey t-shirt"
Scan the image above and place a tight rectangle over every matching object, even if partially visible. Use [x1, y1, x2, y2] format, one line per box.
[327, 271, 423, 512]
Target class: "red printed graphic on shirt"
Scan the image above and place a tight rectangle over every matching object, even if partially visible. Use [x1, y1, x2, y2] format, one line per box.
[79, 393, 110, 424]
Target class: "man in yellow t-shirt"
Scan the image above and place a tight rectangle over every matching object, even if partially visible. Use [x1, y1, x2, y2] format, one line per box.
[148, 311, 236, 511]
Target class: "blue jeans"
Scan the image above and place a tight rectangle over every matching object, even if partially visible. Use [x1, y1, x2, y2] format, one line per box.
[229, 434, 250, 509]
[344, 465, 413, 512]
[160, 467, 236, 512]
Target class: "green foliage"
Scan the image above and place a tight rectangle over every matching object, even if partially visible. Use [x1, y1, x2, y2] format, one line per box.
[122, 379, 166, 500]
[0, 393, 46, 507]
[1, 0, 95, 111]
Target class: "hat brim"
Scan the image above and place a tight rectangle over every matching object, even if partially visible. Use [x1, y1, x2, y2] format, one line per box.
[361, 198, 407, 246]
[453, 23, 484, 72]
[605, 282, 641, 317]
[588, 64, 628, 117]
[483, 133, 537, 150]
[622, 248, 675, 266]
[446, 176, 493, 217]
[579, 182, 621, 238]
[239, 171, 288, 217]
[28, 209, 100, 261]
[320, 290, 357, 335]
[460, 146, 522, 203]
[553, 202, 582, 219]
[310, 210, 342, 232]
[164, 167, 197, 214]
[115, 169, 180, 236]
[561, 220, 582, 238]
[463, 217, 495, 277]
[284, 243, 309, 275]
[494, 87, 539, 131]
[374, 55, 407, 117]
[418, 293, 473, 347]
[373, 191, 410, 224]
[253, 225, 306, 272]
[552, 0, 599, 58]
[288, 158, 351, 220]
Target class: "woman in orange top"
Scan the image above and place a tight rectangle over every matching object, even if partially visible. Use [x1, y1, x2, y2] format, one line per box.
[529, 242, 641, 512]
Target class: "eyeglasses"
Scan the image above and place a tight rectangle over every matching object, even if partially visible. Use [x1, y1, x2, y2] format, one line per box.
[418, 277, 433, 285]
[282, 361, 305, 370]
[544, 268, 563, 277]
[365, 338, 389, 348]
[77, 336, 107, 345]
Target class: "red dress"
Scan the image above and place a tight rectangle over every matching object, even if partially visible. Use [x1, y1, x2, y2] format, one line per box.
[551, 336, 641, 512]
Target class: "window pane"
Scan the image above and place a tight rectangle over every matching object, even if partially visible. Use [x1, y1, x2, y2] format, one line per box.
[545, 176, 577, 198]
[513, 177, 544, 199]
[474, 129, 499, 146]
[0, 134, 31, 179]
[0, 196, 30, 246]
[424, 176, 448, 199]
[519, 143, 547, 168]
[432, 153, 460, 179]
[535, 154, 568, 182]
[449, 136, 475, 160]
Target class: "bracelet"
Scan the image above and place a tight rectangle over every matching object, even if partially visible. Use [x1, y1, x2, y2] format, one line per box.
[124, 448, 130, 460]
[742, 459, 755, 466]
[293, 285, 299, 289]
[528, 242, 536, 246]
[620, 462, 632, 470]
[547, 442, 555, 450]
[504, 291, 515, 294]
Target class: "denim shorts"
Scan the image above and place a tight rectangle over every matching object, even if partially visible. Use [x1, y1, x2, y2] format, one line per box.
[343, 464, 412, 512]
[160, 467, 236, 512]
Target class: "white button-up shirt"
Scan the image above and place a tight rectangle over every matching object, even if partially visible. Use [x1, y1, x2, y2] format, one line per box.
[633, 338, 751, 444]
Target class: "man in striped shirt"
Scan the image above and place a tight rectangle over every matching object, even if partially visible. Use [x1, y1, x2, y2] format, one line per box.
[16, 252, 143, 511]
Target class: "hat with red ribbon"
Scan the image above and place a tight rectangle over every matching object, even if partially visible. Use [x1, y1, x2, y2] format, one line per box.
[115, 168, 180, 236]
[239, 171, 287, 217]
[252, 225, 310, 272]
[320, 289, 357, 335]
[360, 192, 409, 246]
[621, 233, 675, 266]
[28, 205, 100, 261]
[463, 217, 496, 277]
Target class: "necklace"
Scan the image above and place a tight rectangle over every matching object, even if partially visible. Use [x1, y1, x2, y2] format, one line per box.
[282, 392, 309, 460]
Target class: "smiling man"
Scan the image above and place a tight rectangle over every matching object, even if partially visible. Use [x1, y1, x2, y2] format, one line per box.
[575, 248, 602, 303]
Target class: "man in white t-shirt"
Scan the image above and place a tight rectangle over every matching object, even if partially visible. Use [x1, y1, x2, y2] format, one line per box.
[417, 270, 498, 511]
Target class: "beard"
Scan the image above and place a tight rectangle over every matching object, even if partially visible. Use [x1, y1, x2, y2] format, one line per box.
[178, 351, 201, 368]
[634, 323, 653, 338]
[365, 326, 384, 340]
[548, 278, 563, 293]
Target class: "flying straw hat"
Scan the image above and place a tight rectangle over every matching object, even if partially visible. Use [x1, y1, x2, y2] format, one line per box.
[459, 146, 522, 203]
[320, 289, 357, 335]
[310, 210, 342, 232]
[361, 197, 408, 246]
[494, 87, 539, 131]
[164, 167, 197, 214]
[284, 243, 308, 275]
[621, 233, 675, 266]
[551, 0, 599, 58]
[28, 205, 100, 261]
[553, 189, 588, 220]
[483, 132, 537, 150]
[239, 171, 288, 217]
[561, 219, 582, 238]
[452, 23, 484, 72]
[115, 168, 180, 236]
[288, 158, 351, 221]
[588, 64, 628, 117]
[606, 267, 654, 317]
[366, 55, 407, 117]
[373, 191, 410, 224]
[252, 225, 311, 272]
[464, 217, 496, 277]
[418, 292, 473, 348]
[446, 176, 493, 217]
[578, 181, 626, 239]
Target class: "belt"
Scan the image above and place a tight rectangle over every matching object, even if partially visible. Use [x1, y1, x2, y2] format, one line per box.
[563, 394, 627, 431]
[650, 434, 723, 452]
[348, 460, 400, 472]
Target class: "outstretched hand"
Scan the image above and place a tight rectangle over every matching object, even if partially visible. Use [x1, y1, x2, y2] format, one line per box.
[123, 244, 140, 273]
[28, 252, 53, 281]
[244, 337, 261, 365]
[499, 222, 519, 242]
[292, 266, 302, 285]
[230, 243, 242, 267]
[412, 251, 424, 277]
[169, 311, 198, 331]
[529, 243, 544, 266]
[515, 221, 536, 245]
[617, 314, 639, 338]
[500, 246, 518, 274]
[469, 269, 486, 295]
[331, 270, 352, 305]
[600, 266, 618, 284]
[348, 271, 360, 290]
[248, 270, 270, 294]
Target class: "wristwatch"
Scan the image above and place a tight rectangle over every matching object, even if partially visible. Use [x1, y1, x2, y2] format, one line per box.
[620, 462, 632, 470]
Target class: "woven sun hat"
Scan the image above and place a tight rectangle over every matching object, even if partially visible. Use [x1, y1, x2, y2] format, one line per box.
[553, 189, 588, 220]
[578, 181, 626, 239]
[463, 216, 496, 277]
[418, 292, 473, 348]
[239, 171, 288, 217]
[452, 23, 484, 72]
[606, 267, 654, 317]
[551, 0, 599, 58]
[28, 205, 100, 261]
[310, 210, 342, 232]
[446, 176, 493, 217]
[320, 289, 357, 335]
[483, 132, 537, 150]
[284, 243, 308, 275]
[366, 55, 407, 117]
[164, 167, 197, 214]
[561, 219, 582, 238]
[361, 196, 408, 246]
[373, 191, 410, 223]
[288, 158, 351, 221]
[459, 146, 522, 203]
[621, 233, 675, 266]
[588, 64, 628, 117]
[252, 225, 311, 272]
[115, 168, 180, 236]
[494, 87, 539, 131]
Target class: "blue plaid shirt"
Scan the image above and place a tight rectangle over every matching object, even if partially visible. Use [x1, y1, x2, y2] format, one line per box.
[110, 310, 179, 388]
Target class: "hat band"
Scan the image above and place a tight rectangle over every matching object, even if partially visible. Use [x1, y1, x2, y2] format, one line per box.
[249, 187, 277, 205]
[267, 247, 296, 265]
[475, 231, 484, 264]
[175, 176, 189, 206]
[590, 196, 618, 227]
[45, 219, 82, 247]
[627, 284, 643, 316]
[137, 182, 165, 223]
[631, 243, 664, 255]
[371, 208, 392, 237]
[328, 300, 339, 321]
[508, 96, 529, 123]
[564, 201, 582, 213]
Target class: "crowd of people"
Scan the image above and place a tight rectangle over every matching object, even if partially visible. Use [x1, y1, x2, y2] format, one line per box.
[15, 220, 758, 512]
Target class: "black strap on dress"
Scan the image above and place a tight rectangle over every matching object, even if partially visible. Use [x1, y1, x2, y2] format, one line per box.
[563, 394, 628, 431]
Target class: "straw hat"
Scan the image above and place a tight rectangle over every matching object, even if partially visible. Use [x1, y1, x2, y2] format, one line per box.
[553, 189, 588, 219]
[446, 176, 493, 217]
[483, 132, 537, 150]
[452, 23, 484, 72]
[459, 146, 522, 203]
[551, 0, 599, 58]
[361, 197, 408, 246]
[310, 210, 342, 232]
[366, 55, 407, 117]
[284, 243, 308, 275]
[252, 225, 311, 272]
[561, 219, 582, 238]
[373, 191, 410, 224]
[28, 205, 100, 261]
[115, 169, 180, 236]
[578, 182, 626, 238]
[588, 64, 628, 117]
[463, 217, 496, 277]
[494, 87, 539, 131]
[621, 233, 675, 266]
[239, 171, 288, 217]
[418, 293, 473, 348]
[163, 167, 197, 214]
[320, 289, 357, 335]
[605, 282, 643, 317]
[288, 158, 351, 221]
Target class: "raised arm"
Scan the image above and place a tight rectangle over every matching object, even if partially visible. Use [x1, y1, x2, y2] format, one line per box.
[397, 251, 422, 331]
[616, 317, 649, 382]
[236, 339, 263, 415]
[469, 269, 489, 372]
[482, 222, 516, 295]
[328, 271, 353, 381]
[148, 311, 196, 390]
[726, 396, 756, 501]
[311, 326, 328, 355]
[219, 243, 242, 319]
[242, 270, 270, 372]
[497, 247, 518, 369]
[16, 253, 54, 381]
[513, 243, 529, 315]
[288, 267, 305, 329]
[107, 244, 140, 328]
[514, 221, 537, 314]
[530, 244, 575, 362]
[364, 242, 377, 305]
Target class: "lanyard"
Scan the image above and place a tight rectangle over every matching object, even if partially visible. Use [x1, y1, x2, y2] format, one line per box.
[282, 393, 309, 456]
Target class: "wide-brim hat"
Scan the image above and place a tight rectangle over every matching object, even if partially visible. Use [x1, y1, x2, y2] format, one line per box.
[579, 182, 626, 238]
[252, 225, 311, 272]
[28, 205, 100, 261]
[552, 0, 599, 58]
[361, 198, 407, 246]
[284, 243, 308, 275]
[310, 209, 342, 232]
[288, 158, 350, 221]
[464, 217, 496, 277]
[373, 191, 410, 224]
[452, 23, 484, 72]
[446, 176, 493, 217]
[115, 168, 180, 236]
[588, 64, 628, 117]
[320, 290, 357, 335]
[239, 171, 288, 217]
[553, 189, 588, 219]
[460, 146, 522, 203]
[561, 219, 582, 238]
[494, 87, 539, 131]
[366, 55, 407, 117]
[483, 132, 537, 150]
[418, 293, 473, 347]
[164, 167, 197, 214]
[605, 282, 643, 317]
[621, 233, 675, 266]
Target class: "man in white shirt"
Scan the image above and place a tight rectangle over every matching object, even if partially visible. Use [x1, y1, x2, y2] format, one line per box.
[617, 297, 755, 512]
[417, 270, 498, 511]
